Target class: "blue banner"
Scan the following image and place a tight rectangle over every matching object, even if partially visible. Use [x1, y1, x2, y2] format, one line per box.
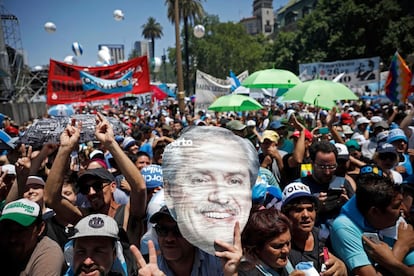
[80, 70, 133, 93]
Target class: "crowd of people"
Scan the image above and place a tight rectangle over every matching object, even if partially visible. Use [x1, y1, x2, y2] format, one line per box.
[1, 98, 414, 275]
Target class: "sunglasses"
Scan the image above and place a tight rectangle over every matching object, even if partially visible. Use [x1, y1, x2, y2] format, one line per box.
[79, 181, 110, 195]
[154, 224, 182, 238]
[314, 163, 337, 170]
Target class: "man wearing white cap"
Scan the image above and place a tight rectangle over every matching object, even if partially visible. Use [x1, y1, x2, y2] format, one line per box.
[0, 198, 64, 275]
[68, 214, 128, 276]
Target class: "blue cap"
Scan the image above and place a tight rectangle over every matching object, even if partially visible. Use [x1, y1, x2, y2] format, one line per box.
[387, 128, 407, 144]
[141, 164, 163, 189]
[268, 121, 285, 130]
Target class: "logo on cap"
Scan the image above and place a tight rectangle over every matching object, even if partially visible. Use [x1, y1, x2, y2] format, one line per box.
[88, 216, 105, 229]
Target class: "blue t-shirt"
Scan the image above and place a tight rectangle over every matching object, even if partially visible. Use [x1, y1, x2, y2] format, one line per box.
[331, 196, 414, 272]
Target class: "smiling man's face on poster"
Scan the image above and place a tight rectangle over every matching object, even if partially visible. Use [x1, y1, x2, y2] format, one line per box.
[163, 126, 258, 255]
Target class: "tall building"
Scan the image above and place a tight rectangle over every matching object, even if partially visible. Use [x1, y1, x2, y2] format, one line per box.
[98, 44, 125, 64]
[133, 40, 152, 58]
[240, 0, 274, 36]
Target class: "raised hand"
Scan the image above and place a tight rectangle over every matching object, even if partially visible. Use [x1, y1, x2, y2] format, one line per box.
[214, 221, 243, 276]
[130, 240, 166, 276]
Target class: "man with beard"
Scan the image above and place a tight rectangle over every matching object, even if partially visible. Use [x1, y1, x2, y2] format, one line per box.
[0, 198, 64, 275]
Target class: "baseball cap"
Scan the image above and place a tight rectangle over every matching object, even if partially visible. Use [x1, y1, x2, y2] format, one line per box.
[342, 125, 354, 135]
[149, 205, 174, 223]
[122, 137, 136, 150]
[268, 121, 285, 130]
[0, 198, 40, 226]
[78, 168, 115, 184]
[335, 143, 349, 160]
[373, 121, 389, 130]
[377, 143, 397, 155]
[356, 117, 370, 126]
[226, 120, 246, 131]
[376, 130, 389, 143]
[370, 116, 382, 124]
[341, 113, 353, 125]
[387, 128, 408, 144]
[70, 214, 119, 240]
[2, 164, 16, 175]
[89, 149, 104, 160]
[282, 182, 316, 208]
[247, 120, 256, 127]
[26, 175, 45, 186]
[141, 164, 163, 189]
[290, 129, 313, 140]
[261, 130, 279, 143]
[345, 139, 361, 151]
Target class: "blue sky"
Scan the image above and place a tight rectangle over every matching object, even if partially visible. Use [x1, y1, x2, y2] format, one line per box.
[3, 0, 288, 68]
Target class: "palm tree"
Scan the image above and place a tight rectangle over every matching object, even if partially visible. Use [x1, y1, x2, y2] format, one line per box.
[166, 0, 205, 94]
[141, 17, 163, 60]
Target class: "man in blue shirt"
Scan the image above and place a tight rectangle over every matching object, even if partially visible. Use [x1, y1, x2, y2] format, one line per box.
[331, 165, 414, 275]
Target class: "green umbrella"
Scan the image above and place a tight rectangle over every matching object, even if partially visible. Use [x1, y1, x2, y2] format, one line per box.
[281, 79, 359, 109]
[241, 68, 302, 89]
[208, 94, 263, 112]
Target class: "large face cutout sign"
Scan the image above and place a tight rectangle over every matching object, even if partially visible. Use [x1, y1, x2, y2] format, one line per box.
[163, 126, 259, 255]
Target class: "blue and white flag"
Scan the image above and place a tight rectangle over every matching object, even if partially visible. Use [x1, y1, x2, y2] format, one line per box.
[228, 70, 241, 92]
[80, 70, 133, 93]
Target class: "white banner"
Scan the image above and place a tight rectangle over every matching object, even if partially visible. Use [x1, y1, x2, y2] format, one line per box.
[195, 70, 248, 113]
[299, 57, 381, 87]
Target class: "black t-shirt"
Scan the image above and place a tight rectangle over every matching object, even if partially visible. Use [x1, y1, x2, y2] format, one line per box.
[281, 153, 312, 189]
[289, 228, 324, 270]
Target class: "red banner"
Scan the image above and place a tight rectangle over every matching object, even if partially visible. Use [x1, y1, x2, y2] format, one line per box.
[47, 56, 151, 104]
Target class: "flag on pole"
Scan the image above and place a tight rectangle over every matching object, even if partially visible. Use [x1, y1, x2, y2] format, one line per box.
[228, 70, 241, 92]
[385, 52, 413, 104]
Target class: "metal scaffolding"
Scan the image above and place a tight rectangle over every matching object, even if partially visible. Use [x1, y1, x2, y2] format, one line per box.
[0, 2, 38, 102]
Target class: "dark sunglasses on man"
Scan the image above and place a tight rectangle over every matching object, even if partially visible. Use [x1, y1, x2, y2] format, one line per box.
[154, 224, 182, 238]
[79, 181, 110, 195]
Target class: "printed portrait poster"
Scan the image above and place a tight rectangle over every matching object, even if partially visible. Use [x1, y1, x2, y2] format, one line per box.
[162, 126, 259, 255]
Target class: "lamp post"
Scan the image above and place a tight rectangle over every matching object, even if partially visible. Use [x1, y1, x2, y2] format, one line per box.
[174, 0, 185, 113]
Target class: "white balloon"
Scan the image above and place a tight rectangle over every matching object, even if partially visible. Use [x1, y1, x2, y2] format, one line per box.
[113, 9, 124, 21]
[98, 49, 111, 64]
[64, 55, 77, 65]
[33, 65, 43, 71]
[72, 42, 83, 56]
[193, 24, 205, 38]
[44, 22, 56, 33]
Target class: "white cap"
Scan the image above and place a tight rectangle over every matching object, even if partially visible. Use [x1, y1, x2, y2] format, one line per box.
[89, 149, 104, 159]
[70, 214, 119, 240]
[247, 120, 256, 127]
[356, 117, 370, 126]
[371, 116, 382, 124]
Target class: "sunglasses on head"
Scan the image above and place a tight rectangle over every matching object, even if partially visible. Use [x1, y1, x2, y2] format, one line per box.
[154, 224, 182, 238]
[79, 181, 110, 195]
